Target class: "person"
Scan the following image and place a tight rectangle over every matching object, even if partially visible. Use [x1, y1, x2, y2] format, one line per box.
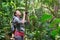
[11, 9, 28, 40]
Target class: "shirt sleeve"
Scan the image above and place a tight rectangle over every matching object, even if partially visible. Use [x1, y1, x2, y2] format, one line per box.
[13, 17, 22, 23]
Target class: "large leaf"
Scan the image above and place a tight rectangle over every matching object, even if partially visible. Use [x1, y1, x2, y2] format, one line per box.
[51, 29, 58, 38]
[49, 18, 60, 28]
[40, 13, 52, 22]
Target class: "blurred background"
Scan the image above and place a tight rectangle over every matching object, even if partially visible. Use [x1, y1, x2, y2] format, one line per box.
[0, 0, 60, 40]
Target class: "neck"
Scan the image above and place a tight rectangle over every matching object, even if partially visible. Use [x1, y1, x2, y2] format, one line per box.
[17, 16, 20, 18]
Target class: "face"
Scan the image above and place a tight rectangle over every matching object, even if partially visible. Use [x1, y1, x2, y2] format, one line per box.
[15, 10, 21, 16]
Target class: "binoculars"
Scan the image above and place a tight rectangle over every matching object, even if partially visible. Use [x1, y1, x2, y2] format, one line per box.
[25, 11, 28, 15]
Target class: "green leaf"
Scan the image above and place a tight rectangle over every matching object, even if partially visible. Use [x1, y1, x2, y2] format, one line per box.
[49, 18, 60, 28]
[51, 29, 58, 38]
[40, 13, 52, 22]
[52, 18, 60, 23]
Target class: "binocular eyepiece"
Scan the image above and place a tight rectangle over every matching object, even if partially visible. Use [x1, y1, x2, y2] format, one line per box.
[25, 11, 28, 15]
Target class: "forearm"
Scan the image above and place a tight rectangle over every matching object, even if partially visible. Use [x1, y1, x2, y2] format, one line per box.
[22, 13, 25, 23]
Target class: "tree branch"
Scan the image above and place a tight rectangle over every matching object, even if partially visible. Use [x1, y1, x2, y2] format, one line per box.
[42, 5, 56, 17]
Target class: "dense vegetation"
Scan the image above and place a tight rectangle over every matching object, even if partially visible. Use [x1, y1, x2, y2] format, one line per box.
[0, 0, 60, 40]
